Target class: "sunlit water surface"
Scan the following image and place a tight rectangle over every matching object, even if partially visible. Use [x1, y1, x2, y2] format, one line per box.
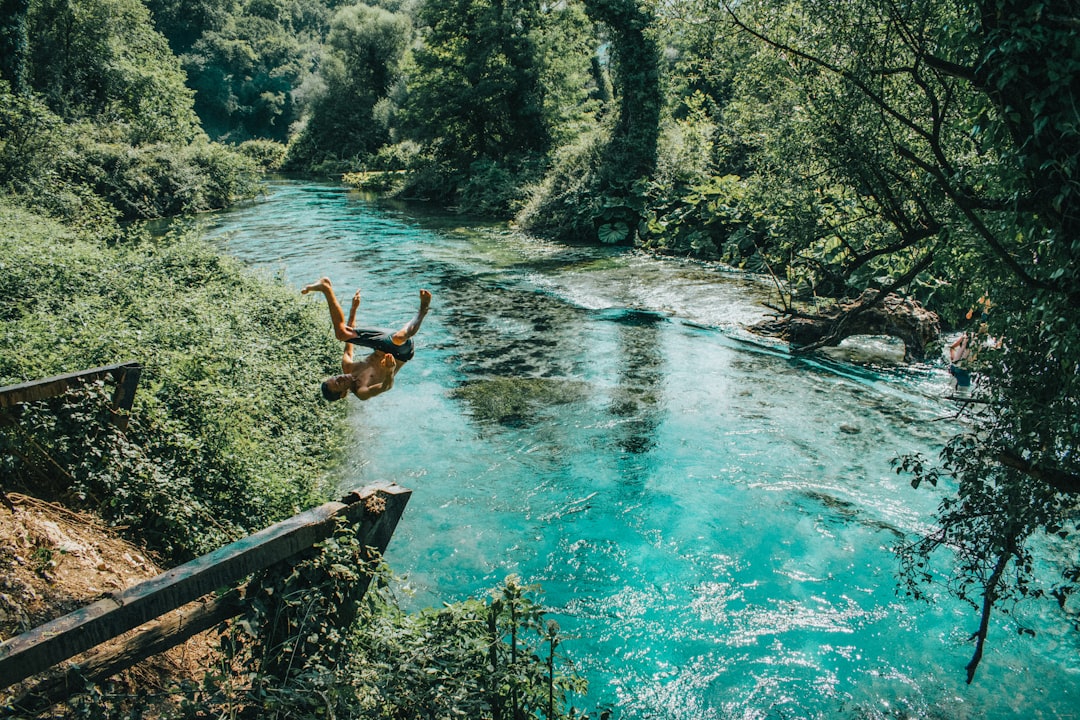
[198, 179, 1079, 719]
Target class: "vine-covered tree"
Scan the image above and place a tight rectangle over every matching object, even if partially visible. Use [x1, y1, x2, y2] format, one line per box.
[515, 0, 662, 243]
[0, 0, 31, 94]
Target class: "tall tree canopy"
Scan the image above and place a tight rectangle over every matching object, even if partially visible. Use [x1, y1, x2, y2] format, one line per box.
[287, 2, 413, 169]
[402, 0, 550, 170]
[26, 0, 200, 143]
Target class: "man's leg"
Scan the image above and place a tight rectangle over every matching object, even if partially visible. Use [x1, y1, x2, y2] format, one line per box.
[392, 289, 432, 344]
[301, 277, 353, 341]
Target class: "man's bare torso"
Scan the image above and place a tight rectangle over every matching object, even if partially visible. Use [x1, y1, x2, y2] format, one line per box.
[349, 351, 400, 399]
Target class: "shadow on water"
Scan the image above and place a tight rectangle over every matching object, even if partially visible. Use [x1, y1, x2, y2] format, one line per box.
[605, 309, 666, 457]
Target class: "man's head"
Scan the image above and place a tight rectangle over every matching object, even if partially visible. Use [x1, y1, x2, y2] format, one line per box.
[320, 374, 353, 402]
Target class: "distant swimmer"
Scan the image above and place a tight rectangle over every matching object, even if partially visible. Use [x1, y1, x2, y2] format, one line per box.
[302, 277, 431, 401]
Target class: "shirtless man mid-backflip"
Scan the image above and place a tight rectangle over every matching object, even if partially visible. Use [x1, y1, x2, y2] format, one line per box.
[302, 277, 431, 401]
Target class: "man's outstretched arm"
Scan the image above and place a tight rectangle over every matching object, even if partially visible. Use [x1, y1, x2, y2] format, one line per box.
[340, 288, 361, 371]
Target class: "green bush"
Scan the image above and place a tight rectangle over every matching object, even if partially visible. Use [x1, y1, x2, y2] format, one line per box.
[458, 158, 531, 217]
[213, 538, 591, 720]
[0, 201, 346, 560]
[236, 138, 288, 172]
[67, 136, 263, 219]
[515, 129, 609, 242]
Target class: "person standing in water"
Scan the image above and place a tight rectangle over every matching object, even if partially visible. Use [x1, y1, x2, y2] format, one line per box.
[302, 277, 431, 401]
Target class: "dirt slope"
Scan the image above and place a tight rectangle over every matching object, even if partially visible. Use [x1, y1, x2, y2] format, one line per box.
[1, 493, 212, 715]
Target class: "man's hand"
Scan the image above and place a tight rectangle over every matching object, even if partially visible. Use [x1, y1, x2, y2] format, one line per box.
[347, 289, 361, 328]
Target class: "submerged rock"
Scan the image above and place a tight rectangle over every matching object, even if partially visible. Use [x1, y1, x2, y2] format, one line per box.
[451, 376, 590, 425]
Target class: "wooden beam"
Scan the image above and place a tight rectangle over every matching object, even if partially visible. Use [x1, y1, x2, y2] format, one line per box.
[0, 483, 411, 690]
[12, 480, 413, 714]
[7, 591, 246, 717]
[108, 365, 141, 431]
[0, 362, 141, 409]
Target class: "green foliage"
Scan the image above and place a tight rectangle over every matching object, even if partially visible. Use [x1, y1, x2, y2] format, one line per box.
[285, 1, 413, 172]
[0, 0, 31, 94]
[143, 0, 239, 54]
[351, 573, 589, 719]
[27, 0, 201, 145]
[110, 524, 590, 719]
[182, 8, 311, 142]
[582, 0, 662, 181]
[236, 137, 289, 171]
[514, 128, 612, 242]
[64, 134, 265, 219]
[0, 201, 346, 560]
[395, 0, 598, 212]
[532, 0, 600, 149]
[403, 0, 550, 169]
[3, 20, 262, 223]
[516, 0, 663, 241]
[638, 173, 749, 260]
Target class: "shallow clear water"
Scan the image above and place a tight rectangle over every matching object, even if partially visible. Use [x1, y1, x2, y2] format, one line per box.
[201, 179, 1079, 719]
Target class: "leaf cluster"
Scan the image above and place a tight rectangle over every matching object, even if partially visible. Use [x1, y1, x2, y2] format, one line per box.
[1, 80, 264, 223]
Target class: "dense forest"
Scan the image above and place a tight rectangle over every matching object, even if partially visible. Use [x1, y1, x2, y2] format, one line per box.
[2, 0, 1079, 715]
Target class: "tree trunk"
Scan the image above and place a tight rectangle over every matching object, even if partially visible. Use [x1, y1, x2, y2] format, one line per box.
[0, 0, 30, 94]
[751, 290, 941, 361]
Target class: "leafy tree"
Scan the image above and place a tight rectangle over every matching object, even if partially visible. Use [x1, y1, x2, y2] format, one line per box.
[26, 0, 201, 144]
[533, 0, 600, 150]
[709, 0, 1080, 680]
[398, 0, 555, 208]
[404, 0, 549, 168]
[182, 4, 312, 142]
[516, 0, 662, 243]
[582, 0, 661, 181]
[286, 2, 413, 171]
[143, 0, 239, 54]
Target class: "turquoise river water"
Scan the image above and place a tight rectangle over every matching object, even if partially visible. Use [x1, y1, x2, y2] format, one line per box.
[200, 179, 1079, 719]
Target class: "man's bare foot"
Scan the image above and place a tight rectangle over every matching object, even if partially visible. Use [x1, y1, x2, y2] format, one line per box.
[351, 289, 362, 310]
[301, 277, 332, 295]
[420, 289, 432, 310]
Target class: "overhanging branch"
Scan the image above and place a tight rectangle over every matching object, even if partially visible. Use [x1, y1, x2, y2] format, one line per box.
[997, 450, 1080, 495]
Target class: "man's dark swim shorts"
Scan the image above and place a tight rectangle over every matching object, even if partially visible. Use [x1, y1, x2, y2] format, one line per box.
[347, 328, 415, 362]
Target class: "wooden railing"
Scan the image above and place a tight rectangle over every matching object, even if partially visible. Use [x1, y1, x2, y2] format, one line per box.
[1, 361, 142, 507]
[1, 364, 413, 713]
[0, 483, 411, 710]
[0, 361, 141, 430]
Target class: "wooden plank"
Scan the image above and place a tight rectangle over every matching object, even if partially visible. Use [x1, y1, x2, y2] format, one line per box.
[8, 591, 246, 717]
[0, 362, 140, 409]
[11, 482, 412, 713]
[0, 484, 411, 689]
